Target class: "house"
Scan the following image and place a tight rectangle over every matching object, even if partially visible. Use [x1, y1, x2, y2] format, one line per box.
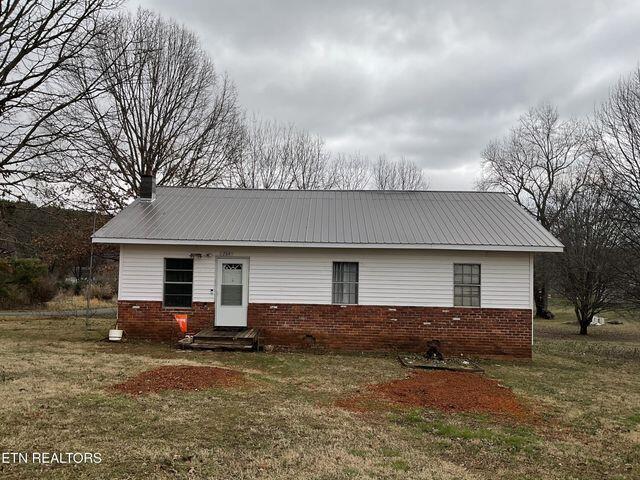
[92, 176, 563, 357]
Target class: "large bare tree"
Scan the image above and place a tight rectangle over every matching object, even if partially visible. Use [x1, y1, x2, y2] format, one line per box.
[0, 0, 117, 200]
[57, 8, 243, 212]
[593, 68, 640, 307]
[479, 103, 592, 316]
[372, 155, 428, 190]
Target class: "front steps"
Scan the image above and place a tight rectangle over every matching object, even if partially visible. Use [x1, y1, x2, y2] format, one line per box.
[178, 327, 260, 351]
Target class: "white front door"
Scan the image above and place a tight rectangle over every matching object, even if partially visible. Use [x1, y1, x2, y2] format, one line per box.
[215, 258, 248, 327]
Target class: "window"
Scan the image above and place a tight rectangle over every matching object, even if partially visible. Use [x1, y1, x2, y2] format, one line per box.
[454, 264, 481, 307]
[164, 258, 193, 308]
[332, 262, 358, 304]
[220, 263, 243, 306]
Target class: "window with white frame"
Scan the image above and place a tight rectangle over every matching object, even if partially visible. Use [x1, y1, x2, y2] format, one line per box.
[453, 263, 480, 307]
[332, 262, 358, 304]
[164, 258, 193, 308]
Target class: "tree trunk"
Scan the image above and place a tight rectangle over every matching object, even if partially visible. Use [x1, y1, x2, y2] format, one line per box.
[579, 322, 588, 335]
[534, 281, 548, 317]
[533, 254, 552, 318]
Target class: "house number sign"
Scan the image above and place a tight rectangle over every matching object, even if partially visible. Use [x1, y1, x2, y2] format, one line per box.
[220, 251, 233, 257]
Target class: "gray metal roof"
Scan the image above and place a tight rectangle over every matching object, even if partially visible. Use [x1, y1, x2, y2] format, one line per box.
[92, 187, 563, 252]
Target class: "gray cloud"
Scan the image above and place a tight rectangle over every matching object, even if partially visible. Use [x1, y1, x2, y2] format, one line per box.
[135, 0, 640, 189]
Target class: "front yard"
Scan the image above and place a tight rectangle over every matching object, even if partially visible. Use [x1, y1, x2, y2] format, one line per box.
[0, 308, 639, 479]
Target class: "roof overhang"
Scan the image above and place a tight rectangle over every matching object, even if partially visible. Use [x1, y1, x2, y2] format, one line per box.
[92, 237, 564, 253]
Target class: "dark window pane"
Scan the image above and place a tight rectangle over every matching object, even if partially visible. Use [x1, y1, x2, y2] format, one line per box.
[221, 285, 242, 305]
[165, 270, 193, 282]
[164, 258, 193, 307]
[166, 258, 193, 270]
[164, 295, 192, 308]
[165, 283, 192, 295]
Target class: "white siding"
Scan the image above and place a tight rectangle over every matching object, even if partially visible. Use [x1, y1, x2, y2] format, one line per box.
[118, 245, 215, 303]
[118, 245, 533, 309]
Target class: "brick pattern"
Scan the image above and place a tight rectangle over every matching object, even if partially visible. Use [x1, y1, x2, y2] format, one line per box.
[248, 303, 532, 358]
[117, 301, 214, 342]
[117, 300, 532, 357]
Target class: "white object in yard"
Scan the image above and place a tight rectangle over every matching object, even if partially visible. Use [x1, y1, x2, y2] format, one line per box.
[590, 316, 605, 326]
[108, 329, 123, 341]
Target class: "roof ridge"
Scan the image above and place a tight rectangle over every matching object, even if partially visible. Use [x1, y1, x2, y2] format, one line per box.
[155, 186, 507, 194]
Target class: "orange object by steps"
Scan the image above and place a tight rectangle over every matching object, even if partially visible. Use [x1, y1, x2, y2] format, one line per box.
[174, 314, 188, 334]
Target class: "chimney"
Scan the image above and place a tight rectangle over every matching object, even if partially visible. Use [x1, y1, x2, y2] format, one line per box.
[140, 174, 156, 201]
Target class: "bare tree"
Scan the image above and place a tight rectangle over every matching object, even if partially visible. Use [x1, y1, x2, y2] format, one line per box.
[593, 68, 640, 307]
[554, 182, 622, 334]
[56, 8, 243, 212]
[327, 153, 371, 190]
[0, 0, 117, 200]
[289, 130, 332, 190]
[231, 117, 296, 189]
[479, 103, 592, 316]
[372, 155, 428, 190]
[230, 116, 348, 190]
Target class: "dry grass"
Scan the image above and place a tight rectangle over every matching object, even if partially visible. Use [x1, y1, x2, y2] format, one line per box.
[0, 307, 639, 479]
[45, 293, 116, 311]
[0, 294, 116, 312]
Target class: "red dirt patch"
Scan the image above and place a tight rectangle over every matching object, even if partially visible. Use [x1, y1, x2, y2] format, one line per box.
[111, 365, 244, 395]
[337, 371, 528, 419]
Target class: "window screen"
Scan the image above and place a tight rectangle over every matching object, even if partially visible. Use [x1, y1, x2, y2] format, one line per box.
[164, 258, 193, 308]
[453, 263, 480, 307]
[332, 262, 358, 304]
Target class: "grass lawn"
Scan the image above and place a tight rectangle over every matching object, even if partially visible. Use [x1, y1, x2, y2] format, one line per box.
[1, 307, 639, 479]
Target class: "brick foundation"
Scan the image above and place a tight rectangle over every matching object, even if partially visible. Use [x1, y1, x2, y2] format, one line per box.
[117, 300, 532, 357]
[117, 301, 214, 342]
[249, 303, 532, 358]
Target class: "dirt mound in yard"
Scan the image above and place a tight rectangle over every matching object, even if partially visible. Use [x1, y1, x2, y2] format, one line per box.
[111, 365, 244, 395]
[337, 371, 528, 419]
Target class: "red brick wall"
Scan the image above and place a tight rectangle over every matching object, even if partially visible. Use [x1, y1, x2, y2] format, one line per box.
[117, 301, 214, 342]
[117, 300, 532, 357]
[248, 303, 532, 358]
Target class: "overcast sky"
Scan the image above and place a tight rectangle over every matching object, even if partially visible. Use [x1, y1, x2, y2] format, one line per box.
[134, 0, 640, 189]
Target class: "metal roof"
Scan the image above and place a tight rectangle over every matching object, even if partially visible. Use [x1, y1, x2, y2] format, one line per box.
[92, 187, 563, 252]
